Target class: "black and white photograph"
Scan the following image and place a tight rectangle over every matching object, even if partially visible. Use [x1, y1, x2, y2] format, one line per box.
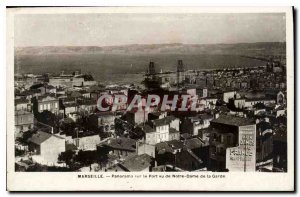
[6, 7, 294, 191]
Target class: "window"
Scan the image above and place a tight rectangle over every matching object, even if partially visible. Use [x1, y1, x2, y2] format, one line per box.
[55, 103, 58, 109]
[48, 103, 50, 110]
[198, 130, 203, 138]
[227, 136, 231, 145]
[40, 104, 43, 111]
[110, 125, 115, 130]
[43, 104, 47, 110]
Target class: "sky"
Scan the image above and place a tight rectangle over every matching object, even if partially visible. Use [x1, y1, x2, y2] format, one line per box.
[14, 13, 286, 47]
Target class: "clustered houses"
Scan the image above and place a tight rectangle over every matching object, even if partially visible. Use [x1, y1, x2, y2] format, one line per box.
[14, 58, 287, 172]
[14, 110, 34, 138]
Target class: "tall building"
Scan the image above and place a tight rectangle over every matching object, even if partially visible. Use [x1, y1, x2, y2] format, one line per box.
[209, 115, 256, 172]
[148, 61, 156, 75]
[177, 60, 185, 85]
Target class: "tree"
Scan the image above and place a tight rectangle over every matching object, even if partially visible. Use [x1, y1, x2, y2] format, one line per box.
[36, 110, 60, 133]
[253, 102, 266, 109]
[16, 128, 37, 145]
[15, 147, 25, 157]
[96, 145, 110, 167]
[130, 127, 145, 140]
[60, 121, 77, 136]
[76, 150, 98, 166]
[58, 150, 76, 167]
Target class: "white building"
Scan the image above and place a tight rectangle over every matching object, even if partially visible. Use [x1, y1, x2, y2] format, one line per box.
[28, 131, 65, 165]
[223, 91, 237, 103]
[140, 116, 180, 145]
[37, 95, 59, 114]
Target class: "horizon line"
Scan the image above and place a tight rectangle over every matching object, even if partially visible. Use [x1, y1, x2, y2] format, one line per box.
[14, 41, 286, 48]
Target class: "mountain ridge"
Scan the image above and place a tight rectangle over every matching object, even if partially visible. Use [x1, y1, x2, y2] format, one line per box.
[15, 42, 286, 56]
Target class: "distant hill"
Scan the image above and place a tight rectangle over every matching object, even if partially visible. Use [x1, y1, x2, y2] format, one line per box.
[15, 42, 286, 57]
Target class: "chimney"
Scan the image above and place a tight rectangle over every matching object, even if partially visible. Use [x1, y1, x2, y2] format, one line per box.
[214, 113, 219, 119]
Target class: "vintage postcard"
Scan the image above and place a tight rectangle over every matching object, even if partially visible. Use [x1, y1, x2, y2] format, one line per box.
[6, 7, 294, 191]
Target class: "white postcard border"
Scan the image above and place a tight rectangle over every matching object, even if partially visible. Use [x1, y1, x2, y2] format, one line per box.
[6, 6, 294, 191]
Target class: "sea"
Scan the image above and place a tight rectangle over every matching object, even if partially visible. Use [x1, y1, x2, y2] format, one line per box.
[15, 53, 266, 86]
